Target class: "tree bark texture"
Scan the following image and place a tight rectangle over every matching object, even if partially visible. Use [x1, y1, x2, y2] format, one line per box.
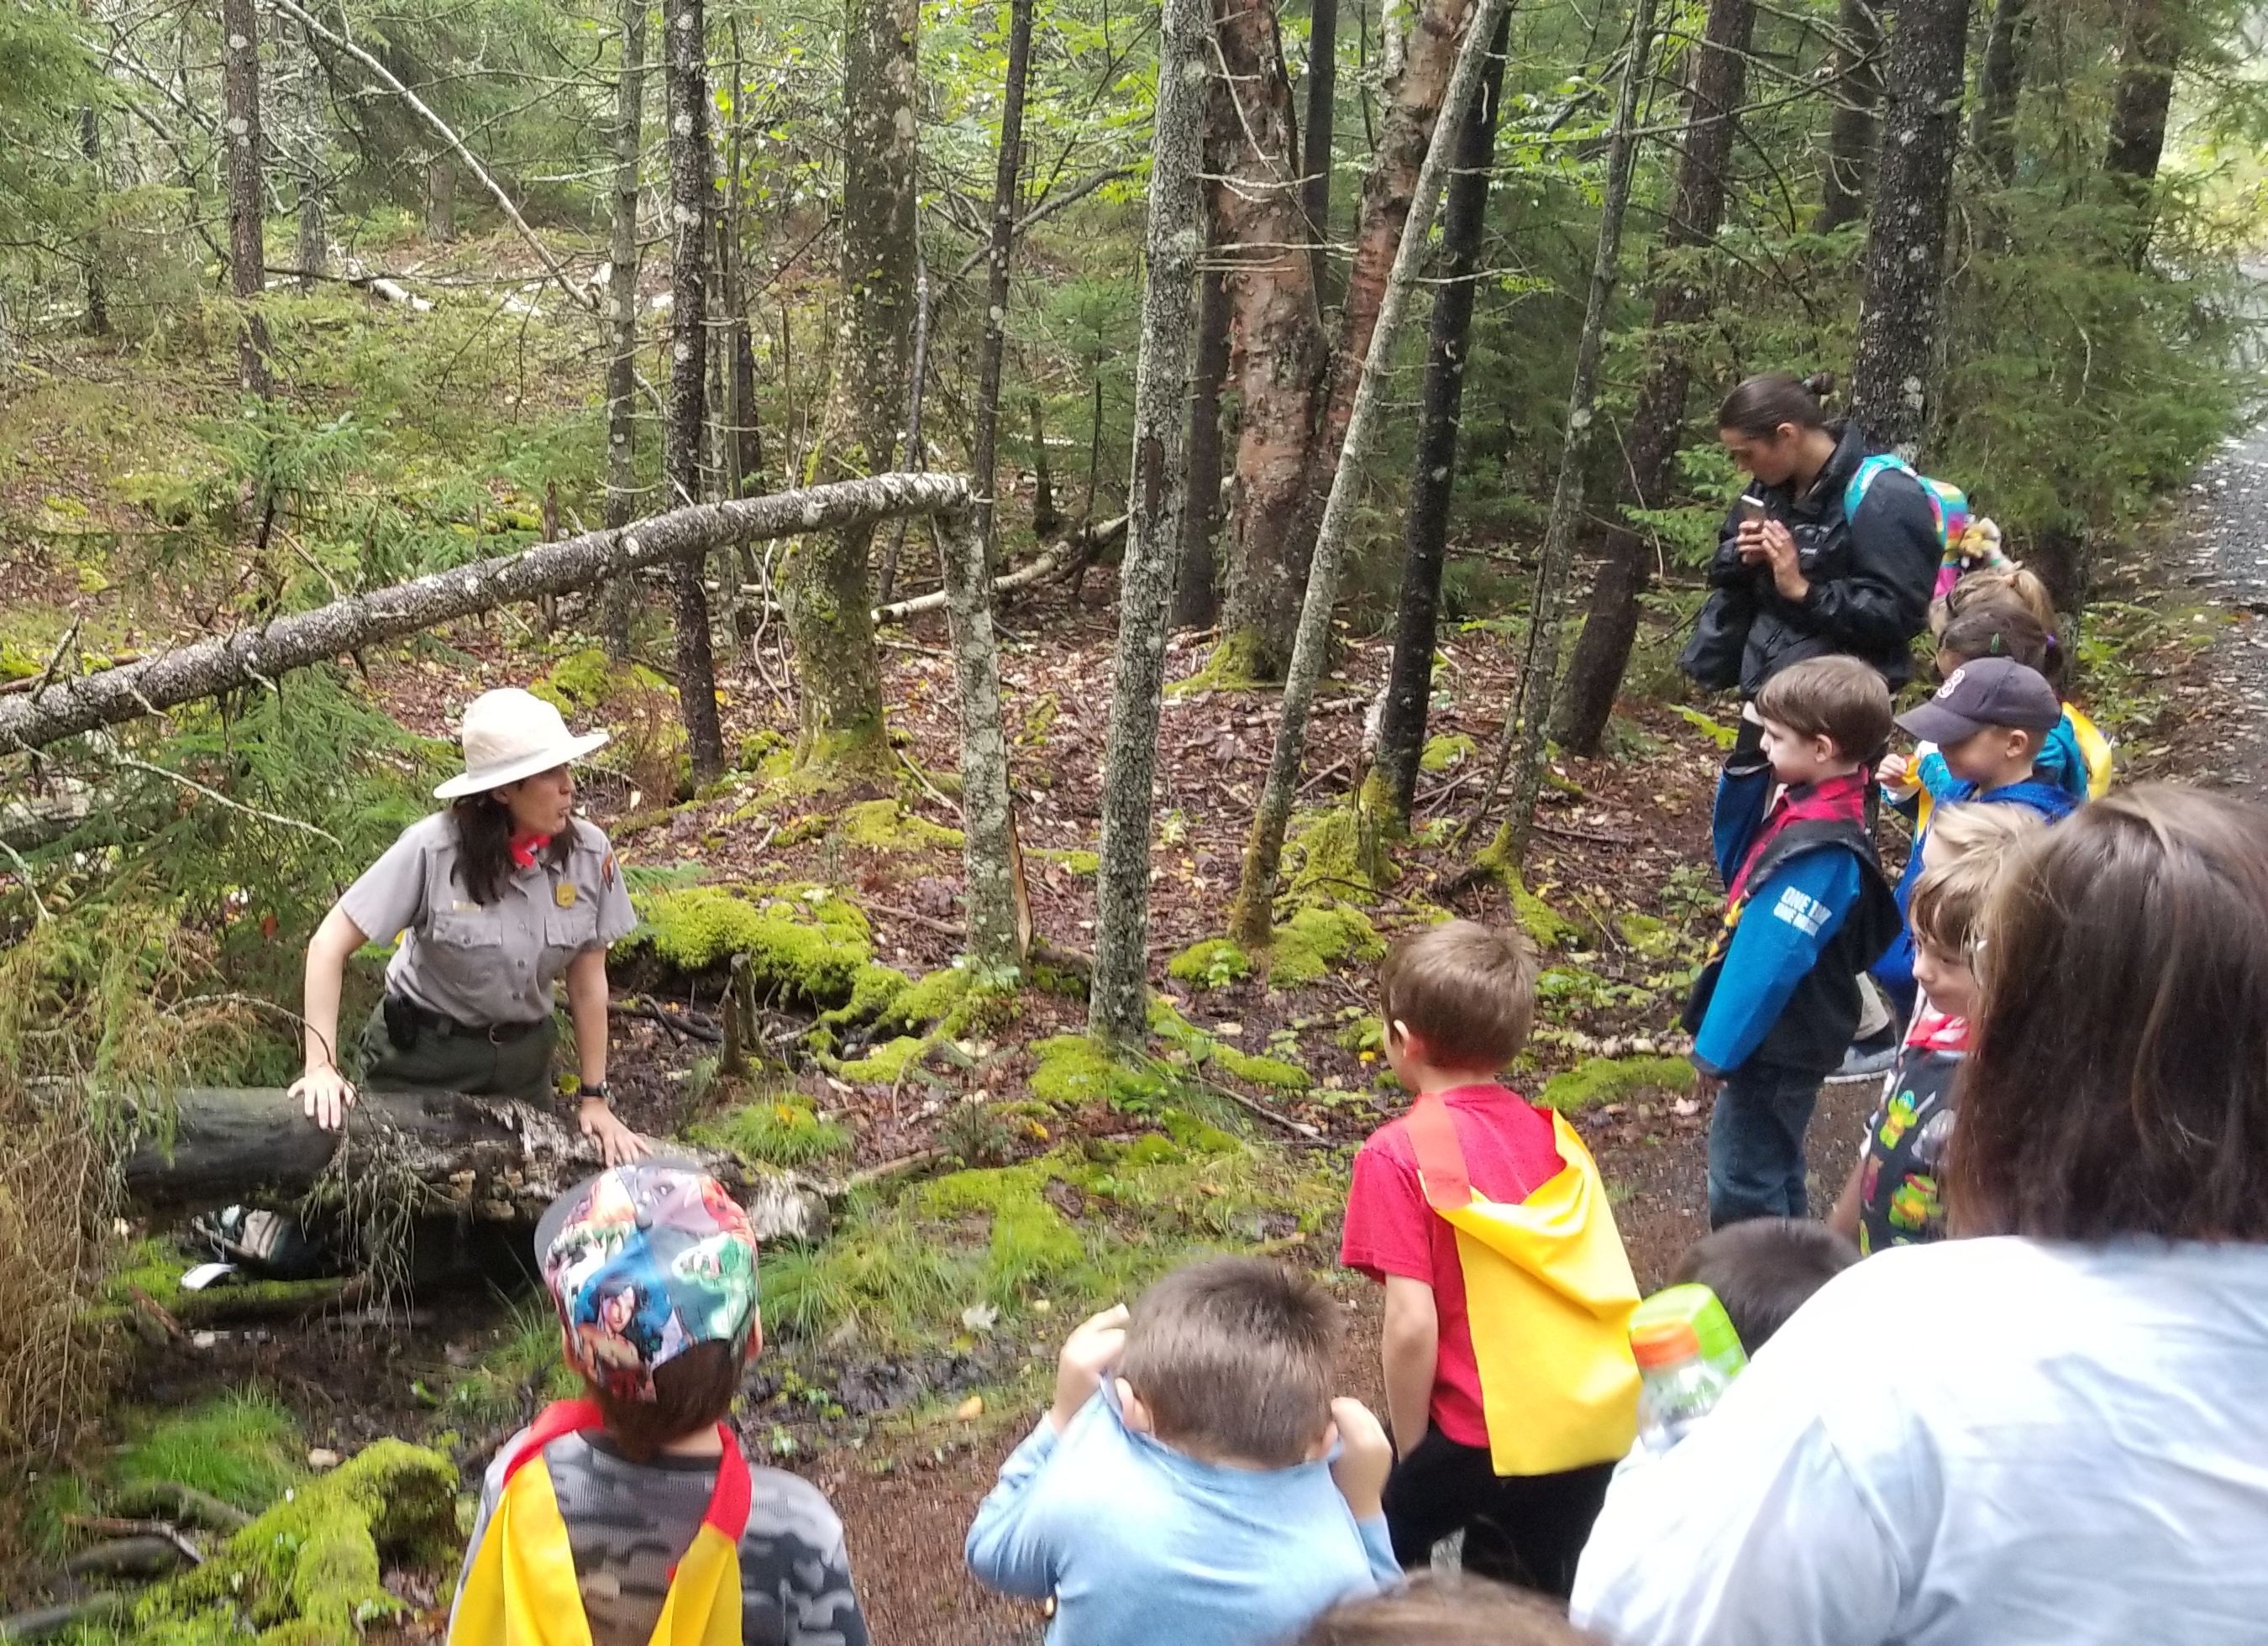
[1848, 0, 1972, 458]
[292, 16, 328, 290]
[1971, 0, 2030, 188]
[969, 0, 1037, 570]
[1817, 0, 1882, 233]
[663, 0, 727, 780]
[0, 474, 973, 755]
[123, 1088, 825, 1240]
[1227, 0, 1510, 950]
[81, 101, 108, 336]
[601, 0, 646, 662]
[221, 0, 272, 397]
[1087, 0, 1209, 1044]
[1210, 0, 1328, 683]
[1553, 0, 1757, 757]
[1481, 0, 1658, 873]
[785, 0, 918, 770]
[1171, 266, 1233, 629]
[1301, 0, 1339, 299]
[1371, 8, 1509, 823]
[427, 157, 456, 241]
[932, 507, 1021, 967]
[2105, 0, 2180, 265]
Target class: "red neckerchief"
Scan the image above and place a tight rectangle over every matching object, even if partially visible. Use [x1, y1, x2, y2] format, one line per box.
[1903, 1007, 1970, 1054]
[501, 1397, 752, 1554]
[509, 829, 554, 869]
[1726, 768, 1871, 907]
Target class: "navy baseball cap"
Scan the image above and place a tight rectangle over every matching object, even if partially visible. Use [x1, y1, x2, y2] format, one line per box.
[1896, 657, 2063, 744]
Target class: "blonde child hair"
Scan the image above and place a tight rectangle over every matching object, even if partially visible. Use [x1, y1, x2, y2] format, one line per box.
[1921, 801, 2046, 869]
[1935, 567, 2063, 684]
[1908, 810, 2045, 957]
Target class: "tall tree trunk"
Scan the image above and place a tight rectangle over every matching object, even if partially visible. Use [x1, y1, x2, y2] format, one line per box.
[80, 102, 107, 337]
[1817, 0, 1882, 233]
[1087, 0, 1210, 1045]
[935, 504, 1021, 968]
[1228, 0, 1510, 950]
[1028, 394, 1061, 538]
[1369, 8, 1508, 824]
[1849, 0, 1973, 457]
[663, 0, 727, 781]
[1470, 0, 1657, 874]
[1209, 0, 1328, 684]
[1302, 0, 1339, 299]
[601, 0, 646, 662]
[784, 0, 916, 773]
[292, 17, 328, 289]
[1171, 267, 1233, 629]
[970, 0, 1037, 573]
[2104, 0, 2180, 267]
[426, 157, 456, 242]
[1971, 0, 2030, 188]
[1553, 0, 1757, 757]
[722, 19, 760, 495]
[221, 0, 272, 397]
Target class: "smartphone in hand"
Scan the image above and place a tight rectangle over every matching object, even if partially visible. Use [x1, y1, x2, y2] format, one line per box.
[1738, 494, 1768, 524]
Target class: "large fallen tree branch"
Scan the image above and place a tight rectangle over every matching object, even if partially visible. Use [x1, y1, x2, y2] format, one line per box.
[124, 1087, 829, 1242]
[872, 512, 1128, 624]
[0, 473, 972, 754]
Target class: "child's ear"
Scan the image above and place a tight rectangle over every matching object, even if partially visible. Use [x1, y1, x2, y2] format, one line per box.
[1116, 1378, 1152, 1435]
[744, 1308, 764, 1365]
[1304, 1415, 1339, 1465]
[1387, 1019, 1416, 1059]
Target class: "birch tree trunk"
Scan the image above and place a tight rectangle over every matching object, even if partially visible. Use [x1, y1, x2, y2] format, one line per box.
[1226, 0, 1510, 950]
[601, 0, 646, 662]
[1848, 0, 1973, 457]
[1470, 0, 1659, 874]
[934, 506, 1020, 967]
[1369, 8, 1509, 826]
[663, 0, 728, 780]
[1170, 265, 1232, 630]
[221, 0, 272, 397]
[1816, 0, 1882, 233]
[0, 474, 972, 755]
[784, 0, 917, 774]
[1086, 0, 1209, 1045]
[1553, 0, 1757, 756]
[969, 0, 1037, 575]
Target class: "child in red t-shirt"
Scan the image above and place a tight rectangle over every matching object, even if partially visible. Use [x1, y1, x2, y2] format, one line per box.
[1341, 920, 1630, 1597]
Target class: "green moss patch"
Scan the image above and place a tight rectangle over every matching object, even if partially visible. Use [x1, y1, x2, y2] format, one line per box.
[630, 883, 875, 1005]
[1033, 847, 1100, 875]
[1029, 1033, 1155, 1108]
[1167, 937, 1253, 990]
[836, 1035, 929, 1086]
[138, 1439, 456, 1646]
[837, 798, 964, 853]
[1420, 732, 1477, 773]
[114, 1389, 304, 1512]
[1168, 629, 1275, 695]
[1210, 1043, 1311, 1091]
[690, 1093, 854, 1166]
[873, 965, 974, 1036]
[1271, 903, 1384, 986]
[1538, 1056, 1697, 1111]
[1285, 805, 1382, 900]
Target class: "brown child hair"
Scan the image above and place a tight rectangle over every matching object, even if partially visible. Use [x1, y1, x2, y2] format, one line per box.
[1950, 785, 2268, 1241]
[1297, 1570, 1602, 1646]
[1670, 1219, 1858, 1354]
[584, 1339, 744, 1463]
[1378, 919, 1536, 1072]
[1907, 808, 2045, 957]
[1935, 603, 2053, 678]
[1751, 654, 1895, 768]
[1939, 566, 2065, 685]
[1116, 1257, 1340, 1467]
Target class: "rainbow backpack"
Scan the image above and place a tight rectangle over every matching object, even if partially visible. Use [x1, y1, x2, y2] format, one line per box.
[1843, 454, 2005, 601]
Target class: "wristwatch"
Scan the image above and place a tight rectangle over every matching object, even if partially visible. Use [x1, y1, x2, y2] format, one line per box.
[573, 1079, 612, 1104]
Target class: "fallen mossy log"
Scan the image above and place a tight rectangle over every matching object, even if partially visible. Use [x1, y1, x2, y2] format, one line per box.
[124, 1087, 827, 1242]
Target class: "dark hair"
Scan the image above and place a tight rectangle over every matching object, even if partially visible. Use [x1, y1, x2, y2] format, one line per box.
[587, 1339, 743, 1462]
[1118, 1258, 1338, 1466]
[1297, 1571, 1601, 1646]
[1671, 1219, 1859, 1353]
[1716, 371, 1831, 441]
[1378, 920, 1536, 1071]
[1751, 654, 1893, 767]
[451, 795, 573, 905]
[1936, 602, 2052, 675]
[1950, 786, 2268, 1241]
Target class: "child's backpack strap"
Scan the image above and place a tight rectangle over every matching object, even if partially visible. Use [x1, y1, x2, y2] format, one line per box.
[1846, 453, 1968, 561]
[1842, 453, 1916, 528]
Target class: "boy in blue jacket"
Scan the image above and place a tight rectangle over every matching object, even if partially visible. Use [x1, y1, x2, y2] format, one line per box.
[1683, 656, 1903, 1229]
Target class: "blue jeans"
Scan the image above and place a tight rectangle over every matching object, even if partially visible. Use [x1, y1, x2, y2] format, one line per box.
[1708, 1063, 1822, 1228]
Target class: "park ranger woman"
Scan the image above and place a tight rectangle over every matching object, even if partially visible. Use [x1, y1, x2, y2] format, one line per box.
[289, 687, 650, 1165]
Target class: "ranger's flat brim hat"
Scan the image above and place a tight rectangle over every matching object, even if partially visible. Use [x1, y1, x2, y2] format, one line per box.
[433, 687, 612, 799]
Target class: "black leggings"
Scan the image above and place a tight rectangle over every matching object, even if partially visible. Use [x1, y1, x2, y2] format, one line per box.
[1380, 1428, 1615, 1599]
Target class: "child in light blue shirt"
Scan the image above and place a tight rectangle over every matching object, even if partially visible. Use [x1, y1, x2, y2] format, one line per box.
[966, 1258, 1399, 1646]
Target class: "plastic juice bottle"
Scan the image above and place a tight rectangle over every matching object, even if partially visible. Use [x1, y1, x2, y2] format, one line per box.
[1630, 1318, 1735, 1453]
[1629, 1283, 1749, 1386]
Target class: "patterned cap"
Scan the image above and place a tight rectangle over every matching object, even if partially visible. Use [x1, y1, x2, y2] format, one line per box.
[534, 1165, 760, 1400]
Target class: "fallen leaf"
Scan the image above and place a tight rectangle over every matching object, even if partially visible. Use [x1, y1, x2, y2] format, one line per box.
[961, 1302, 1000, 1332]
[953, 1394, 984, 1422]
[1671, 1098, 1700, 1118]
[307, 1447, 342, 1470]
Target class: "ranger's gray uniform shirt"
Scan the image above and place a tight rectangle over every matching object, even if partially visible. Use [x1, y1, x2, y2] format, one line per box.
[339, 813, 638, 1025]
[454, 1429, 871, 1646]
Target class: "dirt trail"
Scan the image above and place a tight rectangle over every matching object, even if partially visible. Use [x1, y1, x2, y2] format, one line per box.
[2177, 419, 2268, 789]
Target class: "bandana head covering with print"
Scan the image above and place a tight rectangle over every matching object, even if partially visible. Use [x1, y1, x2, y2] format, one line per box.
[536, 1165, 759, 1401]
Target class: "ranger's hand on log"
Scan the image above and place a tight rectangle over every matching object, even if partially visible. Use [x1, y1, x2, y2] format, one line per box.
[580, 1098, 652, 1166]
[291, 1065, 356, 1130]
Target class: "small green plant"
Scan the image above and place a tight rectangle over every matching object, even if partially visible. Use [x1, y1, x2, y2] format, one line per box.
[114, 1388, 304, 1512]
[692, 1094, 854, 1167]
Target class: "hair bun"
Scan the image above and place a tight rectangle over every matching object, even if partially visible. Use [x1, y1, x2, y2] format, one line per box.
[1801, 370, 1836, 403]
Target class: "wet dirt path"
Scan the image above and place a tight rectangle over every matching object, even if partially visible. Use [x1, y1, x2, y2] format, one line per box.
[2177, 419, 2268, 790]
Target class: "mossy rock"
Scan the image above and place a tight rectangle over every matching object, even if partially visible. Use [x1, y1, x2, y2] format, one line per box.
[1538, 1056, 1697, 1111]
[1028, 1034, 1164, 1109]
[1615, 912, 1684, 961]
[1271, 903, 1384, 987]
[1167, 937, 1252, 991]
[137, 1439, 456, 1646]
[837, 798, 964, 853]
[1420, 732, 1476, 773]
[1285, 805, 1383, 901]
[873, 965, 974, 1036]
[1168, 628, 1275, 695]
[630, 883, 874, 1005]
[1211, 1043, 1311, 1092]
[531, 646, 671, 716]
[816, 962, 913, 1030]
[835, 1035, 929, 1085]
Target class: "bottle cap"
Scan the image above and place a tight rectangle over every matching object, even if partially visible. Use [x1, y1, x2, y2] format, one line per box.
[1630, 1318, 1702, 1370]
